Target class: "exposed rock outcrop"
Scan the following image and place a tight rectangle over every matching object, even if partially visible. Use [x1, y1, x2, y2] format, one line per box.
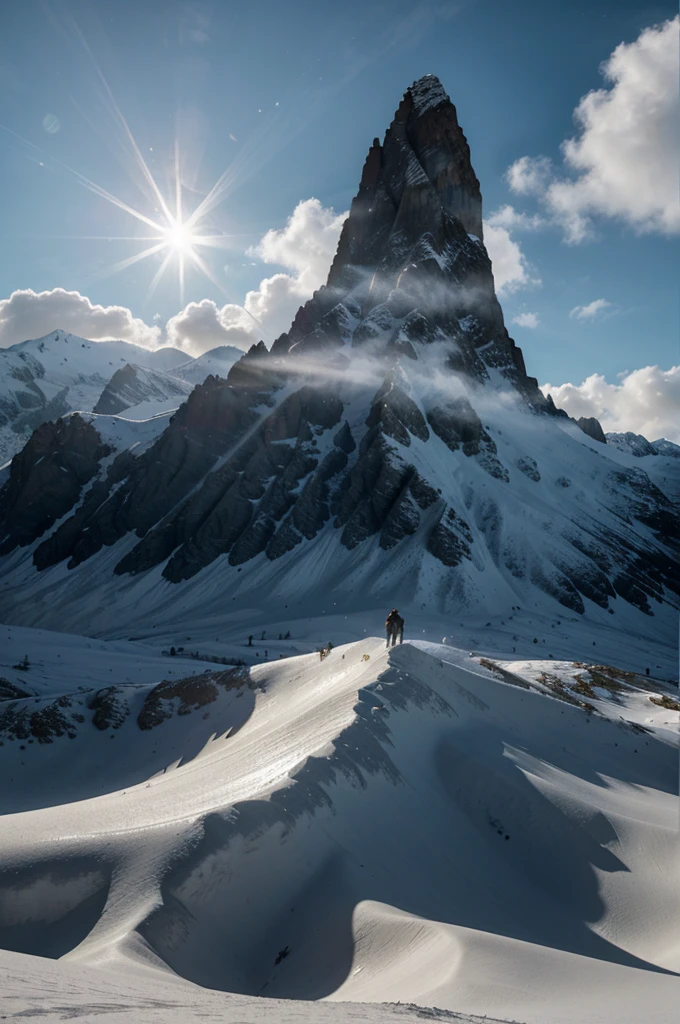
[577, 417, 607, 444]
[0, 415, 111, 553]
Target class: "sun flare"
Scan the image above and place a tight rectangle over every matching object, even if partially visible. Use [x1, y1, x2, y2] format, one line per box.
[163, 221, 195, 254]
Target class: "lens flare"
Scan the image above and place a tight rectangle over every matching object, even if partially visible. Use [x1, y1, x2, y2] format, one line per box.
[163, 221, 195, 254]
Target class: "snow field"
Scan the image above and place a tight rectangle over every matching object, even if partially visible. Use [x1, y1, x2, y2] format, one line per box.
[0, 632, 678, 1023]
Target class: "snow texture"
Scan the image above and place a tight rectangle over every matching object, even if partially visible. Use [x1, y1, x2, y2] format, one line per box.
[0, 630, 678, 1023]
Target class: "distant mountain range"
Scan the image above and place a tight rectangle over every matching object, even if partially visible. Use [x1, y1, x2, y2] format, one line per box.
[0, 330, 243, 465]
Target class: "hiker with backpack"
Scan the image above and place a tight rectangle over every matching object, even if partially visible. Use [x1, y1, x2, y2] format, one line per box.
[386, 608, 404, 647]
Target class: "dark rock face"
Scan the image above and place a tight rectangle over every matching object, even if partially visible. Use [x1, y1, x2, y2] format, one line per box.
[516, 456, 541, 482]
[269, 76, 554, 419]
[0, 415, 111, 553]
[367, 375, 429, 446]
[33, 356, 283, 572]
[426, 397, 508, 480]
[113, 381, 344, 581]
[577, 417, 607, 444]
[427, 507, 472, 567]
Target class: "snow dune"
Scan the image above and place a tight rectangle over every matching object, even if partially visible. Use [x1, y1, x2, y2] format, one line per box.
[0, 634, 678, 1023]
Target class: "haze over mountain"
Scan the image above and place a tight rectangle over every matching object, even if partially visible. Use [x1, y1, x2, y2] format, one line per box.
[0, 74, 678, 1024]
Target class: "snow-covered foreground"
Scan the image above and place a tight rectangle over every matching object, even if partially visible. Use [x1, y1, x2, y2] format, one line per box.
[0, 949, 510, 1024]
[0, 627, 678, 1023]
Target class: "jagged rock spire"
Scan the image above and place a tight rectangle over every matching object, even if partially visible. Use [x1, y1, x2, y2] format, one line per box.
[327, 75, 483, 291]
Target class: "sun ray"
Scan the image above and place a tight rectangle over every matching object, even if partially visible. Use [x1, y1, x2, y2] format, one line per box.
[1, 56, 251, 304]
[84, 241, 167, 284]
[174, 138, 182, 226]
[179, 250, 186, 307]
[69, 19, 175, 225]
[146, 249, 175, 305]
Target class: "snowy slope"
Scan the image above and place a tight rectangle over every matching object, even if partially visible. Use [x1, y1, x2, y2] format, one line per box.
[146, 346, 194, 371]
[92, 362, 193, 415]
[0, 633, 678, 1023]
[0, 331, 191, 465]
[1, 354, 678, 666]
[0, 950, 507, 1024]
[173, 344, 244, 385]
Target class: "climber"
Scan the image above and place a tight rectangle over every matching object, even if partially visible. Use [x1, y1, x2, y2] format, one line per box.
[386, 608, 404, 647]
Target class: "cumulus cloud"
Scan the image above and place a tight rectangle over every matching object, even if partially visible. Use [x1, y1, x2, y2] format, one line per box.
[507, 17, 680, 242]
[512, 312, 539, 328]
[569, 298, 611, 320]
[505, 157, 553, 197]
[483, 221, 541, 296]
[542, 365, 680, 442]
[167, 198, 347, 354]
[165, 299, 255, 353]
[486, 205, 545, 231]
[0, 288, 160, 349]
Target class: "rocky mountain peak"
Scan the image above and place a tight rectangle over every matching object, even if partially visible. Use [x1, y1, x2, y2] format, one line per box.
[1, 75, 678, 635]
[323, 74, 482, 297]
[271, 76, 524, 388]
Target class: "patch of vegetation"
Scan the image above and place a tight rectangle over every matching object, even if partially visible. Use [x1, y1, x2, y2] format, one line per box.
[87, 687, 130, 730]
[537, 672, 597, 713]
[583, 664, 637, 690]
[0, 678, 31, 700]
[479, 658, 530, 690]
[571, 675, 596, 698]
[0, 694, 75, 743]
[649, 694, 680, 712]
[137, 668, 251, 731]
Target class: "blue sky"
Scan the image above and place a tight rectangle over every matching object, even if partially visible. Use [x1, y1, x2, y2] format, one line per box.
[0, 0, 677, 421]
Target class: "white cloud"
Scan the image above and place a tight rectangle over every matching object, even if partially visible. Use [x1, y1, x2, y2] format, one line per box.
[165, 299, 256, 354]
[507, 17, 680, 243]
[569, 298, 611, 320]
[486, 205, 545, 231]
[542, 365, 680, 442]
[250, 197, 347, 281]
[168, 198, 347, 354]
[483, 221, 541, 296]
[505, 157, 553, 197]
[512, 312, 539, 328]
[0, 288, 160, 349]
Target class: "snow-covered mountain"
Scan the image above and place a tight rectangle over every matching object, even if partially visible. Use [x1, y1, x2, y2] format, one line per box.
[0, 331, 242, 466]
[172, 345, 248, 385]
[606, 431, 680, 458]
[92, 362, 193, 415]
[0, 331, 181, 463]
[0, 75, 677, 646]
[651, 437, 680, 458]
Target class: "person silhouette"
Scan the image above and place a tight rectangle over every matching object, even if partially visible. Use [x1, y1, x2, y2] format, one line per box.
[385, 608, 404, 647]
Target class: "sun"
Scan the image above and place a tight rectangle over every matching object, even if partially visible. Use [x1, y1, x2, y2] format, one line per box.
[163, 220, 196, 254]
